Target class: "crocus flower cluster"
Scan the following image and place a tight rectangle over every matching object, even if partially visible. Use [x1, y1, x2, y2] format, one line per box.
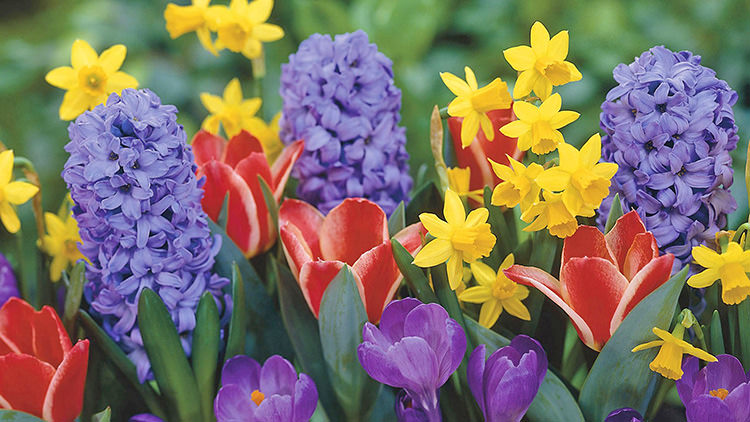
[358, 298, 467, 420]
[279, 30, 412, 215]
[62, 88, 228, 381]
[599, 45, 739, 269]
[677, 354, 750, 422]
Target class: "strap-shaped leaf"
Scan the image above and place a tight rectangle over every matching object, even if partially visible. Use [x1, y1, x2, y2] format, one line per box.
[0, 410, 46, 421]
[387, 201, 406, 236]
[224, 262, 246, 361]
[604, 193, 624, 234]
[62, 261, 86, 336]
[192, 292, 220, 422]
[391, 238, 438, 304]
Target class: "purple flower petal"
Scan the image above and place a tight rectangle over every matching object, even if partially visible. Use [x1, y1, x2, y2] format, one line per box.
[214, 384, 256, 422]
[222, 355, 261, 396]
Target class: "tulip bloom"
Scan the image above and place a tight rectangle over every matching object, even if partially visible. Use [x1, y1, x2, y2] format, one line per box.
[192, 129, 303, 258]
[279, 197, 425, 322]
[504, 211, 674, 351]
[0, 298, 89, 422]
[447, 107, 524, 193]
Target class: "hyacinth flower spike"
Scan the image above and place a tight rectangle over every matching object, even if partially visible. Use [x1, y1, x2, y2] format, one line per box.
[193, 129, 303, 258]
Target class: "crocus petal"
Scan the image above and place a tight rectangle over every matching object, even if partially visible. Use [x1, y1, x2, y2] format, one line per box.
[621, 232, 659, 281]
[293, 373, 318, 421]
[298, 260, 346, 317]
[0, 353, 55, 417]
[467, 345, 487, 415]
[605, 211, 647, 271]
[42, 340, 89, 422]
[356, 340, 407, 388]
[259, 355, 298, 396]
[725, 382, 750, 422]
[224, 130, 265, 168]
[391, 337, 440, 396]
[352, 241, 401, 323]
[221, 356, 261, 396]
[378, 298, 422, 343]
[319, 198, 388, 265]
[685, 395, 732, 422]
[270, 140, 304, 201]
[278, 199, 324, 259]
[562, 225, 616, 266]
[214, 384, 255, 422]
[609, 253, 674, 335]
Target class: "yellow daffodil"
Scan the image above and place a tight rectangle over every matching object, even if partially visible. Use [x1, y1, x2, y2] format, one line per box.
[212, 0, 284, 59]
[440, 67, 512, 148]
[632, 326, 716, 380]
[447, 167, 484, 203]
[38, 212, 85, 282]
[164, 0, 219, 55]
[413, 189, 496, 290]
[503, 21, 582, 100]
[489, 157, 544, 213]
[521, 190, 577, 238]
[45, 40, 139, 121]
[201, 78, 264, 138]
[688, 242, 750, 305]
[246, 112, 283, 164]
[0, 150, 38, 234]
[459, 254, 530, 328]
[499, 93, 579, 154]
[535, 134, 618, 217]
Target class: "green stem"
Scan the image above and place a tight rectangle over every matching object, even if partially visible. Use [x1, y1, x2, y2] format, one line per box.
[439, 106, 449, 119]
[646, 377, 673, 420]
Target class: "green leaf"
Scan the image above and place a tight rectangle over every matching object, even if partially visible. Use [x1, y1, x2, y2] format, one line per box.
[578, 266, 689, 421]
[391, 238, 438, 304]
[387, 201, 406, 236]
[738, 299, 750, 369]
[62, 261, 85, 337]
[0, 410, 46, 421]
[224, 262, 246, 361]
[483, 186, 512, 267]
[318, 266, 381, 420]
[710, 310, 725, 355]
[464, 318, 585, 422]
[192, 292, 221, 422]
[91, 407, 112, 422]
[257, 176, 278, 234]
[276, 259, 344, 421]
[138, 289, 203, 422]
[604, 193, 624, 234]
[289, 0, 353, 39]
[405, 182, 443, 225]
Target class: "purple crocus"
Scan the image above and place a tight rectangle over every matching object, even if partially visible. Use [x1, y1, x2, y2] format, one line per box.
[357, 298, 466, 421]
[605, 408, 644, 422]
[676, 354, 750, 422]
[214, 355, 318, 422]
[467, 335, 547, 422]
[0, 253, 18, 306]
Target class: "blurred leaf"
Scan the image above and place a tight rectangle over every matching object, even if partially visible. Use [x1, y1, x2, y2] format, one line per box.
[738, 299, 750, 369]
[578, 267, 689, 421]
[192, 292, 220, 422]
[289, 0, 353, 38]
[391, 238, 438, 304]
[387, 201, 405, 236]
[92, 407, 112, 422]
[224, 262, 246, 361]
[138, 288, 203, 422]
[0, 410, 46, 421]
[318, 265, 381, 420]
[62, 260, 85, 337]
[604, 193, 623, 234]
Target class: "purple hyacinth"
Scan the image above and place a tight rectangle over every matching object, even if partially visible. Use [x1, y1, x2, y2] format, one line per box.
[467, 336, 547, 422]
[605, 408, 644, 422]
[598, 46, 738, 270]
[279, 30, 412, 215]
[357, 298, 466, 422]
[214, 355, 318, 422]
[0, 253, 18, 306]
[62, 88, 228, 381]
[676, 354, 750, 422]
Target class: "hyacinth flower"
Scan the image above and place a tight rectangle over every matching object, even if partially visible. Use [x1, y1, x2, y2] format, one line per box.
[676, 354, 750, 422]
[45, 39, 138, 120]
[278, 197, 425, 322]
[0, 149, 39, 234]
[503, 21, 582, 100]
[505, 211, 674, 351]
[632, 326, 716, 380]
[279, 30, 411, 215]
[605, 408, 644, 422]
[413, 189, 496, 290]
[62, 88, 228, 381]
[214, 355, 318, 422]
[599, 45, 738, 269]
[447, 107, 524, 193]
[499, 93, 579, 155]
[0, 252, 18, 306]
[688, 242, 750, 305]
[0, 298, 89, 422]
[357, 298, 467, 421]
[468, 336, 547, 422]
[192, 129, 303, 258]
[38, 211, 85, 282]
[440, 66, 512, 148]
[164, 0, 218, 55]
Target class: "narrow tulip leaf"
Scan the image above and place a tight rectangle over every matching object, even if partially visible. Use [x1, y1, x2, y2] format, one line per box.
[405, 182, 443, 225]
[710, 310, 725, 355]
[318, 265, 381, 420]
[216, 193, 229, 230]
[138, 288, 203, 422]
[224, 262, 246, 361]
[62, 261, 86, 337]
[257, 175, 279, 234]
[92, 407, 112, 422]
[0, 410, 46, 421]
[77, 310, 167, 419]
[276, 259, 344, 421]
[578, 266, 689, 421]
[387, 201, 406, 236]
[209, 219, 294, 359]
[738, 299, 750, 369]
[431, 263, 473, 353]
[604, 193, 624, 234]
[391, 238, 438, 304]
[192, 292, 221, 422]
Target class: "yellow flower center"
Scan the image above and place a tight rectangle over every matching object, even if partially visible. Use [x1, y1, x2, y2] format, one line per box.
[79, 65, 108, 96]
[530, 121, 558, 154]
[492, 279, 516, 300]
[709, 388, 729, 400]
[64, 239, 80, 259]
[218, 20, 250, 52]
[719, 263, 750, 305]
[251, 389, 265, 406]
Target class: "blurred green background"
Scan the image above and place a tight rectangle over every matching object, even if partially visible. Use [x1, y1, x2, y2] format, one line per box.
[1, 0, 749, 224]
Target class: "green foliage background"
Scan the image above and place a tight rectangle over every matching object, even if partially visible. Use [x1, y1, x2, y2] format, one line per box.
[1, 0, 749, 223]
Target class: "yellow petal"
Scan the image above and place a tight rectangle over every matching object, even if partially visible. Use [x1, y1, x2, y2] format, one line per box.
[71, 39, 98, 69]
[246, 0, 274, 23]
[687, 268, 720, 288]
[164, 4, 206, 38]
[469, 261, 497, 286]
[447, 97, 473, 118]
[50, 255, 67, 282]
[460, 112, 480, 148]
[533, 76, 553, 101]
[512, 101, 539, 122]
[4, 181, 38, 204]
[440, 72, 471, 97]
[412, 239, 453, 267]
[444, 189, 466, 226]
[59, 89, 93, 120]
[419, 213, 452, 239]
[535, 168, 570, 191]
[550, 110, 580, 129]
[691, 245, 723, 268]
[0, 150, 13, 186]
[98, 44, 126, 74]
[566, 62, 583, 81]
[201, 93, 224, 114]
[465, 207, 489, 227]
[197, 27, 219, 56]
[631, 340, 664, 353]
[538, 93, 562, 118]
[682, 344, 717, 362]
[513, 69, 538, 99]
[241, 98, 263, 116]
[464, 66, 478, 91]
[447, 254, 464, 290]
[580, 134, 602, 167]
[44, 212, 66, 236]
[488, 159, 514, 180]
[45, 67, 77, 90]
[479, 113, 494, 141]
[242, 38, 264, 59]
[499, 253, 514, 270]
[223, 78, 243, 105]
[556, 142, 580, 172]
[107, 72, 139, 94]
[503, 46, 535, 71]
[478, 300, 502, 328]
[459, 285, 493, 303]
[530, 21, 550, 56]
[547, 30, 569, 61]
[503, 297, 531, 320]
[0, 202, 20, 234]
[202, 115, 221, 134]
[253, 23, 284, 42]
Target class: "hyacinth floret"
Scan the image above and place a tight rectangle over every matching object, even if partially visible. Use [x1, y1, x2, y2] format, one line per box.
[63, 88, 228, 381]
[279, 30, 411, 215]
[599, 46, 738, 269]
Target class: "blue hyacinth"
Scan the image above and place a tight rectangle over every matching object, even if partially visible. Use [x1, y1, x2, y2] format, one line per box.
[279, 30, 412, 215]
[63, 88, 228, 381]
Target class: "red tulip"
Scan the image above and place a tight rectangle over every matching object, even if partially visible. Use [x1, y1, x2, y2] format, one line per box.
[279, 198, 426, 322]
[504, 211, 674, 351]
[192, 130, 304, 258]
[0, 298, 89, 422]
[447, 107, 524, 192]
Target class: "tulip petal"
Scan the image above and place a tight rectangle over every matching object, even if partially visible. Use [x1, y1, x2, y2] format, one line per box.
[609, 253, 674, 334]
[605, 211, 647, 272]
[562, 225, 615, 266]
[319, 198, 388, 265]
[278, 199, 324, 259]
[32, 306, 73, 368]
[622, 232, 659, 281]
[224, 130, 265, 168]
[234, 153, 274, 257]
[43, 340, 89, 422]
[561, 257, 628, 350]
[270, 140, 304, 201]
[353, 242, 402, 322]
[393, 222, 427, 255]
[298, 261, 346, 317]
[0, 353, 56, 417]
[0, 297, 35, 355]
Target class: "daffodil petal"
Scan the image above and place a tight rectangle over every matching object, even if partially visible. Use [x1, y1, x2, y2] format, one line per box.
[503, 46, 535, 71]
[443, 189, 466, 226]
[687, 268, 720, 288]
[201, 93, 224, 114]
[460, 112, 480, 148]
[631, 340, 664, 352]
[412, 239, 453, 267]
[530, 21, 550, 56]
[107, 72, 139, 94]
[478, 300, 502, 328]
[0, 150, 13, 187]
[253, 23, 284, 42]
[469, 261, 496, 286]
[464, 66, 478, 91]
[512, 100, 539, 121]
[59, 89, 92, 120]
[4, 182, 38, 204]
[45, 67, 77, 90]
[98, 44, 126, 74]
[538, 93, 562, 118]
[548, 30, 569, 60]
[503, 297, 531, 321]
[71, 39, 98, 69]
[419, 213, 452, 238]
[458, 285, 493, 303]
[224, 78, 243, 105]
[440, 72, 471, 97]
[533, 76, 553, 101]
[691, 245, 723, 268]
[447, 254, 464, 290]
[550, 110, 580, 129]
[499, 120, 529, 139]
